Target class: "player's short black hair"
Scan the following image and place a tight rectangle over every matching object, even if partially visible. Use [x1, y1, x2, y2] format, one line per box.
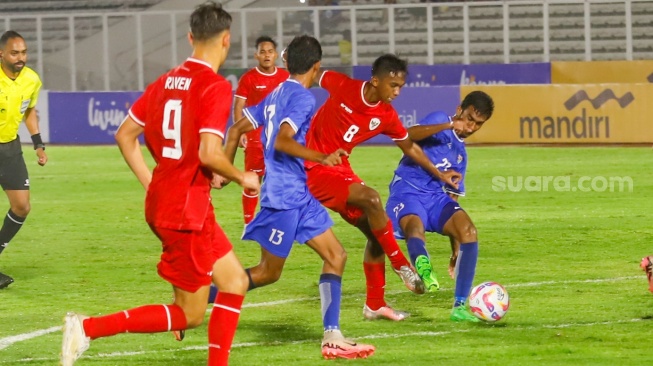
[189, 1, 232, 42]
[0, 30, 24, 48]
[255, 36, 277, 49]
[286, 35, 321, 75]
[461, 90, 494, 119]
[371, 54, 408, 78]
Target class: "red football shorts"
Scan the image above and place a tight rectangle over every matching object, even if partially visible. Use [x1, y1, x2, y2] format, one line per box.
[244, 126, 265, 176]
[306, 164, 364, 225]
[151, 211, 233, 292]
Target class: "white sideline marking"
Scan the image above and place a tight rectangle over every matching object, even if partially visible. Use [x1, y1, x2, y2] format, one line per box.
[1, 319, 646, 363]
[241, 275, 643, 309]
[0, 326, 60, 351]
[0, 275, 644, 355]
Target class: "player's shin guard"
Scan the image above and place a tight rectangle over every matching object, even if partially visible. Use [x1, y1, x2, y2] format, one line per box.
[371, 220, 410, 270]
[241, 190, 259, 224]
[363, 262, 386, 310]
[319, 273, 342, 330]
[82, 304, 187, 339]
[454, 242, 478, 307]
[208, 292, 244, 366]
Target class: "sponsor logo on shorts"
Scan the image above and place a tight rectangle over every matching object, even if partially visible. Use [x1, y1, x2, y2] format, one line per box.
[24, 179, 30, 187]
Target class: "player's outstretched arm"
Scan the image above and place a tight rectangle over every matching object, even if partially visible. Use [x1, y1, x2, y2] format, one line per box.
[115, 116, 151, 190]
[395, 138, 461, 189]
[225, 116, 255, 164]
[408, 122, 454, 142]
[274, 123, 346, 166]
[199, 132, 259, 193]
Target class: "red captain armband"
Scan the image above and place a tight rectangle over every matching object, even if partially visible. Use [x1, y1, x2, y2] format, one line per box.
[31, 133, 45, 150]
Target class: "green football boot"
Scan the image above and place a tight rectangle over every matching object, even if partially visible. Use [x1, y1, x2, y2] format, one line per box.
[450, 305, 481, 323]
[414, 255, 440, 292]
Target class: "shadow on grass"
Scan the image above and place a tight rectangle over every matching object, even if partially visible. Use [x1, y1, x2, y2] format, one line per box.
[237, 320, 320, 345]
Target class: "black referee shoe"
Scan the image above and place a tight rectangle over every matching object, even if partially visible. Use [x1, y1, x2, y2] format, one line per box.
[0, 272, 14, 289]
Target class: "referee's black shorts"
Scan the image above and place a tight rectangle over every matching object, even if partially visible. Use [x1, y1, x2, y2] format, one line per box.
[0, 137, 29, 191]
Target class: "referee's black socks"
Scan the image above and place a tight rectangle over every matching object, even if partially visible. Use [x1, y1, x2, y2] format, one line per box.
[0, 210, 26, 255]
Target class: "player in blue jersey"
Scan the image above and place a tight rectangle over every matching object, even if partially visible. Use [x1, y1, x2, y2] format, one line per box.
[385, 90, 494, 322]
[223, 35, 375, 359]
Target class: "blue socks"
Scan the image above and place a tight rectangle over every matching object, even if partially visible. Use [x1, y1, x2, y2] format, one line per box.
[406, 237, 428, 266]
[454, 241, 478, 307]
[319, 273, 342, 331]
[208, 284, 218, 304]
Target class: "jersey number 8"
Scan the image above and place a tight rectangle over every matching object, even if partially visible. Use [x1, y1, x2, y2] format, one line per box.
[343, 125, 360, 143]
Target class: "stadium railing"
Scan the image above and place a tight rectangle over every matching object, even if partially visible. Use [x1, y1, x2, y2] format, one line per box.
[1, 0, 651, 91]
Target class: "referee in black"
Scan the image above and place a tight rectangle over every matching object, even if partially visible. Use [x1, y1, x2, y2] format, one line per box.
[0, 31, 48, 289]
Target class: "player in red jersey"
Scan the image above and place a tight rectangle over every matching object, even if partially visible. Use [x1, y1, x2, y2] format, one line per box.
[305, 54, 461, 321]
[60, 3, 259, 366]
[641, 255, 653, 293]
[233, 36, 289, 224]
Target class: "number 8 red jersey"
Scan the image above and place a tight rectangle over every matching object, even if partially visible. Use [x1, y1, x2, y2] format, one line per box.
[305, 70, 408, 169]
[128, 58, 232, 231]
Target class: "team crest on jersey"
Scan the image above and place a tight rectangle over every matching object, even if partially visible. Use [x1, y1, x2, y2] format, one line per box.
[369, 118, 381, 130]
[457, 154, 463, 164]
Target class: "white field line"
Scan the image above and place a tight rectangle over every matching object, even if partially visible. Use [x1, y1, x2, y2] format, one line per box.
[0, 326, 60, 351]
[0, 275, 643, 355]
[1, 319, 645, 364]
[241, 275, 643, 309]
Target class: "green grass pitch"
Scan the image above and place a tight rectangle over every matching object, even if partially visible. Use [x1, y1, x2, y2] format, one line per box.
[0, 145, 651, 365]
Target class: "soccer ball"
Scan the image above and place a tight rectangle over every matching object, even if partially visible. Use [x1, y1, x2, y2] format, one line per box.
[469, 281, 510, 322]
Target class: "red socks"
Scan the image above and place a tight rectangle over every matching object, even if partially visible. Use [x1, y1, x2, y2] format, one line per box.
[370, 220, 410, 270]
[242, 190, 259, 224]
[363, 262, 386, 310]
[82, 304, 187, 340]
[208, 292, 245, 366]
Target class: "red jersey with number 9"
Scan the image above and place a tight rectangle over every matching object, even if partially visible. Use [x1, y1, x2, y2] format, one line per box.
[128, 58, 231, 231]
[305, 70, 408, 169]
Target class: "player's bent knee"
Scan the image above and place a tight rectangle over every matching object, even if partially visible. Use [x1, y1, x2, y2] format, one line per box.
[217, 270, 249, 294]
[324, 247, 347, 269]
[185, 313, 205, 328]
[12, 202, 30, 217]
[354, 187, 383, 211]
[459, 222, 478, 242]
[258, 267, 282, 286]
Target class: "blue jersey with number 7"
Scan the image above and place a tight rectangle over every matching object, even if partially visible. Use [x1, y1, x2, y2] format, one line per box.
[243, 79, 317, 209]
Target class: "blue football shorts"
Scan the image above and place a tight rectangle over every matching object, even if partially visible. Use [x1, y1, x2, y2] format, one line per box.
[242, 196, 333, 258]
[385, 177, 463, 238]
